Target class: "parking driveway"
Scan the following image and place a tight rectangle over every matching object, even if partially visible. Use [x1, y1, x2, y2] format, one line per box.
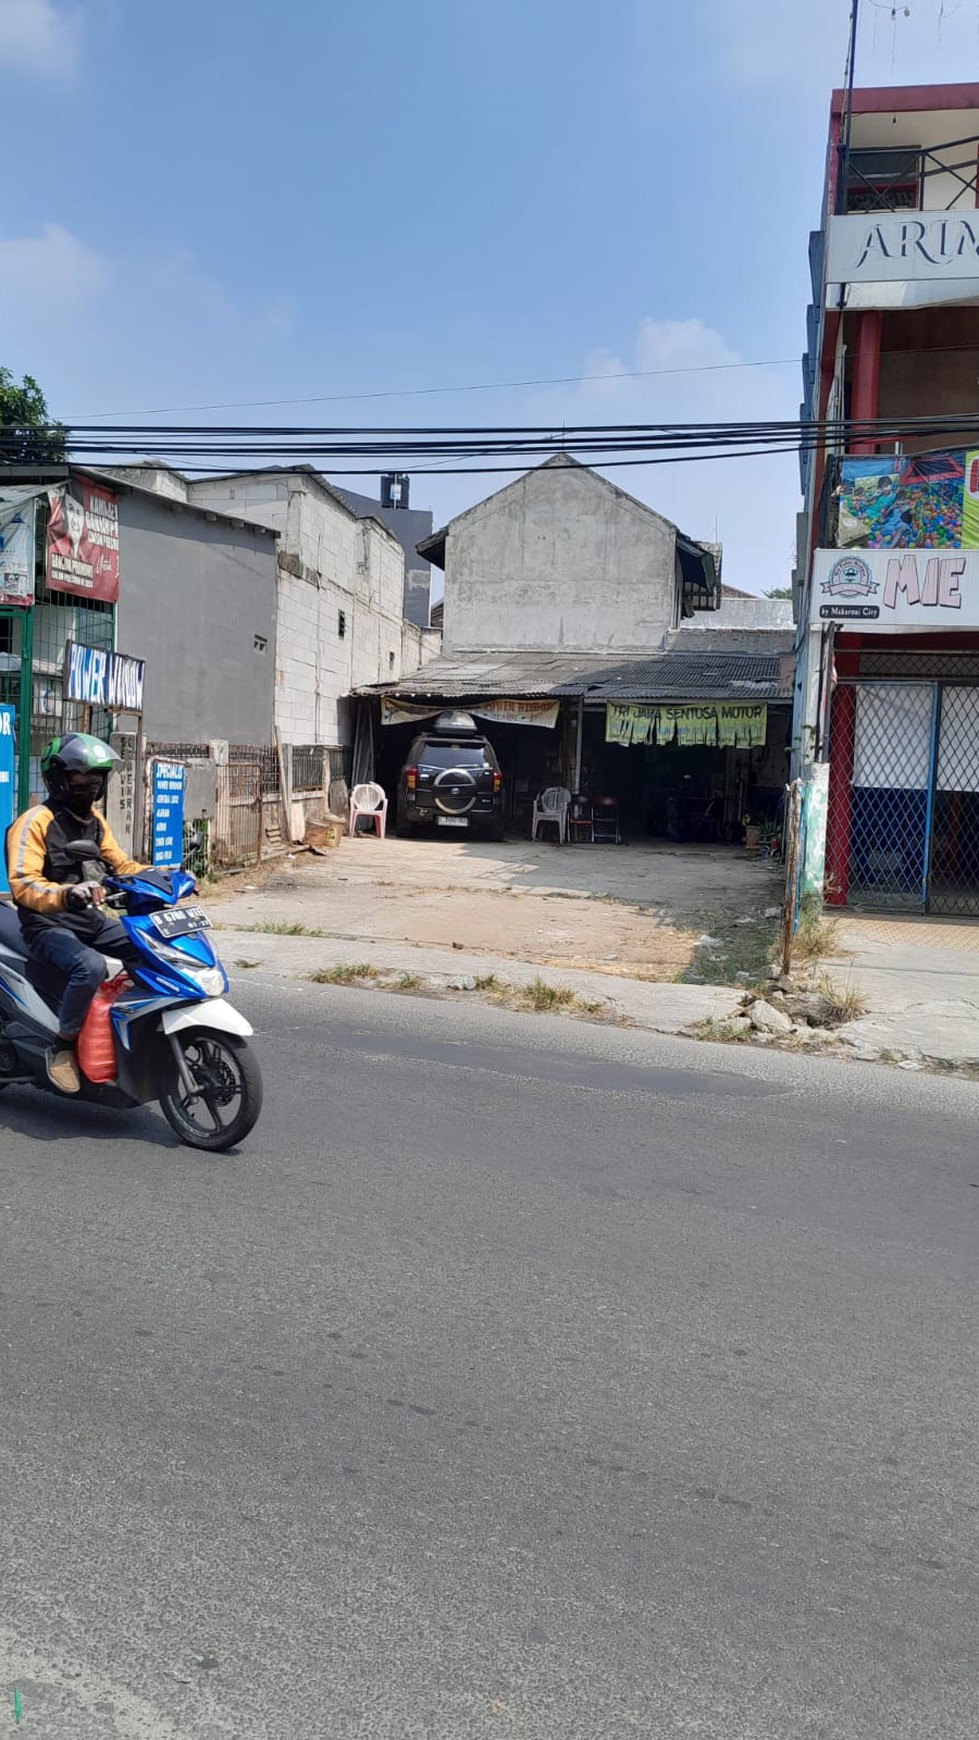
[213, 837, 781, 981]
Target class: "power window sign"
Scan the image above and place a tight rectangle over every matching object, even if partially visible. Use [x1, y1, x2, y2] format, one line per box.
[0, 707, 14, 895]
[152, 761, 185, 868]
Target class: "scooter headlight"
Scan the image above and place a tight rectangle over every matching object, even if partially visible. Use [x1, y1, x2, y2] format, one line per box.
[150, 940, 226, 997]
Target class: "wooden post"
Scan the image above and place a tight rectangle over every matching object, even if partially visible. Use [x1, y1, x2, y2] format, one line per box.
[780, 780, 803, 978]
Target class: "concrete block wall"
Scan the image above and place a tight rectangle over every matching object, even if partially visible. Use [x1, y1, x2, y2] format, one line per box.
[187, 471, 430, 750]
[442, 456, 681, 653]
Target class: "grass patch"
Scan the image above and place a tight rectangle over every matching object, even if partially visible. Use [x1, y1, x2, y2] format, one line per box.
[396, 971, 422, 990]
[234, 958, 261, 970]
[474, 972, 503, 991]
[683, 909, 780, 988]
[793, 894, 841, 964]
[309, 962, 379, 985]
[247, 920, 327, 937]
[518, 977, 577, 1013]
[814, 973, 866, 1025]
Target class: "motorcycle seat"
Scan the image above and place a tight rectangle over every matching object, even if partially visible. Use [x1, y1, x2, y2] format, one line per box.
[0, 900, 29, 960]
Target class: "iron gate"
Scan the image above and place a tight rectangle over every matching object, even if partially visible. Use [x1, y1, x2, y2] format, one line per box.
[214, 761, 262, 868]
[826, 680, 979, 914]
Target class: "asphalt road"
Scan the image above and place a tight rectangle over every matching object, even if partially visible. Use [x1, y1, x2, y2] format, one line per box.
[1, 983, 978, 1739]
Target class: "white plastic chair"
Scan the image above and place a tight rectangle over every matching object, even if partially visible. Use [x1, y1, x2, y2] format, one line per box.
[532, 786, 571, 844]
[349, 782, 388, 839]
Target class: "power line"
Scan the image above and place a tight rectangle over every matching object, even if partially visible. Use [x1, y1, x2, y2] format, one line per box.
[4, 411, 977, 477]
[66, 355, 801, 420]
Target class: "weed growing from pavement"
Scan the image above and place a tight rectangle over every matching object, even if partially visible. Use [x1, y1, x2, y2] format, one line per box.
[693, 1017, 751, 1044]
[793, 894, 842, 964]
[519, 978, 577, 1012]
[396, 972, 423, 990]
[309, 963, 379, 985]
[248, 921, 328, 937]
[814, 973, 866, 1024]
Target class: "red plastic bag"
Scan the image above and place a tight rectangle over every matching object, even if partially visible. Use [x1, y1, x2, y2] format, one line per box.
[77, 977, 126, 1084]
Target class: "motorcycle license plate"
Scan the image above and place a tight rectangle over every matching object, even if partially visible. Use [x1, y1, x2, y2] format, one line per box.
[152, 904, 212, 940]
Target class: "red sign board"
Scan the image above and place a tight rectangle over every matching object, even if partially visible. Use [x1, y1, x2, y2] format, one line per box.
[46, 479, 120, 604]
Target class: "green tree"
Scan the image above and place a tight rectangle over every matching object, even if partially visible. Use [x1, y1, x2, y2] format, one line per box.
[764, 586, 793, 599]
[0, 368, 67, 464]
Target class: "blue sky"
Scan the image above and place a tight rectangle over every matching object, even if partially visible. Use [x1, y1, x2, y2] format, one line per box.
[2, 0, 978, 592]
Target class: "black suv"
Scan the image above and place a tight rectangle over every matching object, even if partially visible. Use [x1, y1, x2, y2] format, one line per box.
[396, 713, 506, 840]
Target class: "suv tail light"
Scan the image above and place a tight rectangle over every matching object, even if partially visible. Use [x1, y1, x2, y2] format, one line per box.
[406, 767, 418, 791]
[492, 771, 502, 793]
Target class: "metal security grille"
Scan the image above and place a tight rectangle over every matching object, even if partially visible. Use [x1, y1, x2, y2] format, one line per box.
[826, 681, 979, 916]
[931, 688, 979, 915]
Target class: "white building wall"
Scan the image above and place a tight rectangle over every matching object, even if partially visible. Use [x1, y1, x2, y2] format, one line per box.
[187, 473, 431, 748]
[442, 458, 681, 653]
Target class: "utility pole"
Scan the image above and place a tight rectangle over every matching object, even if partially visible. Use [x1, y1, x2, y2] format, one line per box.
[838, 0, 861, 208]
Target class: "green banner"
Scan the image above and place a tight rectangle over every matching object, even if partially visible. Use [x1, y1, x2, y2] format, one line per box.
[606, 701, 767, 748]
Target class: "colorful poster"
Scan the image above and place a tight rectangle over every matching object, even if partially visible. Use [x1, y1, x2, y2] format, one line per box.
[0, 495, 36, 606]
[0, 706, 14, 894]
[46, 479, 120, 603]
[838, 451, 977, 551]
[964, 451, 979, 548]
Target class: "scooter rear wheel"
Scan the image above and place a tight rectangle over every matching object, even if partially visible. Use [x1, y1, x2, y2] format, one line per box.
[159, 1030, 263, 1152]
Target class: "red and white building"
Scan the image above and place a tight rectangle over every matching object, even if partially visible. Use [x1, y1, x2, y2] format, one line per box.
[795, 81, 979, 914]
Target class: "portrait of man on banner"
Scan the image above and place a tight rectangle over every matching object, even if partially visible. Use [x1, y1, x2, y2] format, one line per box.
[46, 479, 120, 604]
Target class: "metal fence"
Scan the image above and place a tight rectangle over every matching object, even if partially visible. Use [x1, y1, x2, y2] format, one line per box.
[214, 761, 262, 868]
[825, 679, 979, 916]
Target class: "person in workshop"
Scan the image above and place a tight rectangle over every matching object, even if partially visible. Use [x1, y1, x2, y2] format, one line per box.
[5, 733, 149, 1095]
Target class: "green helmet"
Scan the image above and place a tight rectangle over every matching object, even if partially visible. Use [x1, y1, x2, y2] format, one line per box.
[41, 732, 122, 807]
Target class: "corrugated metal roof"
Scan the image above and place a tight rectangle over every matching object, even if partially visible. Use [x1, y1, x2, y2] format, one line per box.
[358, 636, 794, 704]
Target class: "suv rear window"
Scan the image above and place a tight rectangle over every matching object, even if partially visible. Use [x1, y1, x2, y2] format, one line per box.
[417, 743, 491, 768]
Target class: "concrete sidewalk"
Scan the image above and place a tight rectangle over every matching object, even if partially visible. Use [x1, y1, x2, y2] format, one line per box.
[828, 913, 979, 1066]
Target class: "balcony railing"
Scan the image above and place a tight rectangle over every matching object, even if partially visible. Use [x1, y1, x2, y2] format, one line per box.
[838, 136, 979, 215]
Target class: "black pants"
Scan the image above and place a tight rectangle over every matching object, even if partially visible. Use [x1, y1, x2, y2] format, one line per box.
[28, 919, 141, 1039]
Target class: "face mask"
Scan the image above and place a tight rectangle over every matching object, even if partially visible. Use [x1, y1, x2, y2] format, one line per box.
[64, 774, 103, 814]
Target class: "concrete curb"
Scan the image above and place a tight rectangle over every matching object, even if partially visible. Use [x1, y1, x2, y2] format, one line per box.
[215, 928, 743, 1037]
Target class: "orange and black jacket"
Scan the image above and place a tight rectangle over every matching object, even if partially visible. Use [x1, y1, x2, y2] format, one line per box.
[5, 804, 145, 941]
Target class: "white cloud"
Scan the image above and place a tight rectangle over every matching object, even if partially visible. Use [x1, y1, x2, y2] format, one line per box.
[0, 0, 80, 76]
[0, 223, 108, 309]
[521, 316, 801, 595]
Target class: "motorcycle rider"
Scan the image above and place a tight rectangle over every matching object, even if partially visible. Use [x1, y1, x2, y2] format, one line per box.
[4, 733, 149, 1095]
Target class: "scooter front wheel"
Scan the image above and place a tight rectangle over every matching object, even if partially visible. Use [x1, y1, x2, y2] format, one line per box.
[159, 1029, 263, 1152]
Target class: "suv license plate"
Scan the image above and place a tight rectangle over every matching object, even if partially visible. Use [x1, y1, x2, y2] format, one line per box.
[152, 904, 212, 939]
[438, 816, 469, 828]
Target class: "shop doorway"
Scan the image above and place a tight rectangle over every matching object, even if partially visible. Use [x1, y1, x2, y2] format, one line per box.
[826, 680, 979, 914]
[577, 707, 789, 843]
[372, 709, 565, 836]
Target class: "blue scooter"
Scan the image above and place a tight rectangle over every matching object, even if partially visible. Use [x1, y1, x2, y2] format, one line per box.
[0, 845, 262, 1151]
